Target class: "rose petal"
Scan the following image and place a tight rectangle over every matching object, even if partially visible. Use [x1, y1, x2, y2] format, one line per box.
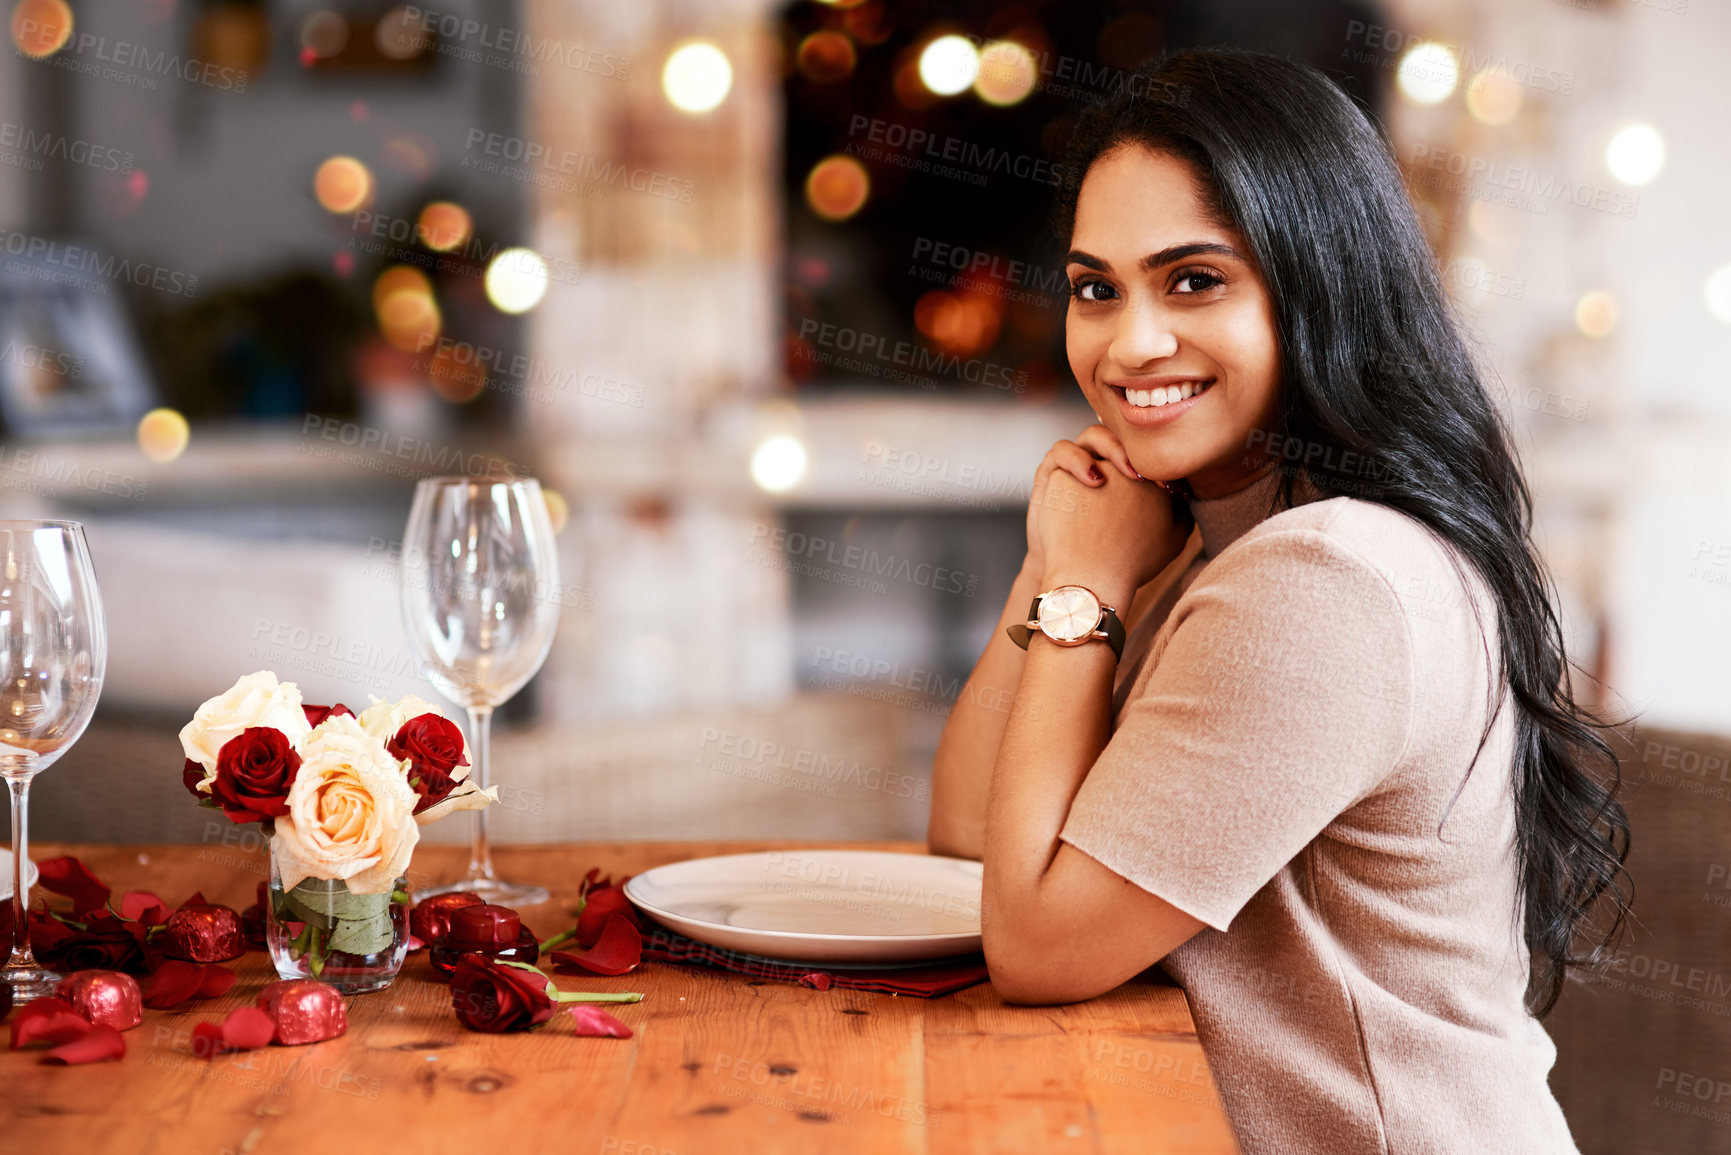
[575, 886, 638, 947]
[219, 1006, 276, 1051]
[43, 1024, 125, 1064]
[196, 965, 237, 998]
[37, 857, 111, 914]
[551, 914, 642, 976]
[568, 1004, 633, 1038]
[10, 999, 92, 1049]
[142, 960, 208, 1009]
[120, 891, 170, 925]
[411, 781, 498, 826]
[189, 1022, 225, 1058]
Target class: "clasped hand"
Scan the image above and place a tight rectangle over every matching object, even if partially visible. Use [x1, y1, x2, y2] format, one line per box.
[1024, 425, 1193, 606]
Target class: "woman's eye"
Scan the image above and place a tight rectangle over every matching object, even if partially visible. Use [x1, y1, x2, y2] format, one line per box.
[1173, 270, 1223, 294]
[1070, 279, 1115, 302]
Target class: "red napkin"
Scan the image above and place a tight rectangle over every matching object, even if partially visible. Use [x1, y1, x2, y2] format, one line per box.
[638, 925, 988, 998]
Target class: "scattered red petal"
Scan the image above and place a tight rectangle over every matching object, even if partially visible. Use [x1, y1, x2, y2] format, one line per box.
[119, 891, 170, 925]
[43, 1025, 125, 1065]
[37, 857, 112, 914]
[219, 1006, 276, 1051]
[574, 886, 639, 947]
[10, 999, 92, 1049]
[141, 960, 207, 1009]
[551, 914, 642, 976]
[568, 1004, 633, 1038]
[799, 972, 834, 991]
[195, 965, 237, 998]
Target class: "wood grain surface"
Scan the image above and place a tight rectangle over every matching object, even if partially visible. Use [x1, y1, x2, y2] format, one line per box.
[0, 841, 1239, 1155]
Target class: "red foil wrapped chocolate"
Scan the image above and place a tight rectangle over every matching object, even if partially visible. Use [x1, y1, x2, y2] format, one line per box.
[409, 892, 485, 948]
[429, 904, 538, 977]
[55, 970, 143, 1031]
[256, 979, 348, 1046]
[160, 904, 247, 963]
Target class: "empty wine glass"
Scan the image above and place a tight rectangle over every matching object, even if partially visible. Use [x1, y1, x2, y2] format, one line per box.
[400, 477, 560, 907]
[0, 521, 106, 1003]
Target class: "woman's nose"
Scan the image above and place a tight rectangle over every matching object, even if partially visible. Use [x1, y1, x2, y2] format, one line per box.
[1107, 304, 1179, 370]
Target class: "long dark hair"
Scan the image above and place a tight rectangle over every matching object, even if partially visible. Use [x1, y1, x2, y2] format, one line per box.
[1052, 48, 1631, 1017]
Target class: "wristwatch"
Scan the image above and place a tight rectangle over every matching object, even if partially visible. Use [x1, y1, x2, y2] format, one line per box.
[1005, 585, 1126, 658]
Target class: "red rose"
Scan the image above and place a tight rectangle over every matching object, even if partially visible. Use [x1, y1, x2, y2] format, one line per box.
[181, 759, 217, 807]
[388, 714, 469, 813]
[302, 703, 354, 727]
[450, 955, 556, 1033]
[38, 912, 146, 974]
[209, 728, 301, 823]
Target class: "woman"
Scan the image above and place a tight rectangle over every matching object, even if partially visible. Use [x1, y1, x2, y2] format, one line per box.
[927, 48, 1630, 1154]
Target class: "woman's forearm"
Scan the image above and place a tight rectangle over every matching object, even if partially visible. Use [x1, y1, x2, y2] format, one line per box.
[926, 557, 1044, 860]
[981, 566, 1133, 941]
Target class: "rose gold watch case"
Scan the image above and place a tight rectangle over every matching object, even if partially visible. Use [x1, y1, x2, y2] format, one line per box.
[1034, 584, 1106, 646]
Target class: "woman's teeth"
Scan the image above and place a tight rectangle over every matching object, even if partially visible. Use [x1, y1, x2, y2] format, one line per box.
[1124, 380, 1212, 408]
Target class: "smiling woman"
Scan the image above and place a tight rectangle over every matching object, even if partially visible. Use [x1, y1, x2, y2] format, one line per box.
[927, 47, 1631, 1155]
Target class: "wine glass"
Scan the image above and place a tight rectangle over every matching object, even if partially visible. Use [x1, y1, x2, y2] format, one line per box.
[0, 521, 106, 1003]
[400, 477, 560, 906]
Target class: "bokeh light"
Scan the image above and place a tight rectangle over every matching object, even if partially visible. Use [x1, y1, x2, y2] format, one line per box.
[1704, 265, 1731, 324]
[804, 155, 870, 222]
[427, 344, 487, 403]
[542, 490, 570, 535]
[918, 34, 979, 97]
[750, 435, 808, 493]
[663, 41, 733, 113]
[372, 265, 439, 353]
[1465, 68, 1522, 126]
[1575, 290, 1618, 339]
[299, 10, 347, 60]
[1605, 123, 1664, 186]
[417, 202, 472, 252]
[137, 409, 191, 464]
[11, 0, 72, 58]
[1396, 41, 1459, 105]
[797, 30, 856, 83]
[371, 265, 431, 312]
[313, 156, 372, 213]
[485, 248, 551, 314]
[974, 40, 1037, 107]
[914, 290, 1001, 357]
[374, 5, 429, 60]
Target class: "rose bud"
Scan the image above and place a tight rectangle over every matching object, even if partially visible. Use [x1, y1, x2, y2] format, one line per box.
[257, 979, 348, 1045]
[160, 904, 246, 963]
[450, 955, 556, 1033]
[409, 892, 485, 949]
[55, 971, 143, 1031]
[209, 727, 301, 824]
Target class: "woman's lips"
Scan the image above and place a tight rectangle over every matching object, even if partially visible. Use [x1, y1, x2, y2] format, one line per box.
[1109, 379, 1214, 427]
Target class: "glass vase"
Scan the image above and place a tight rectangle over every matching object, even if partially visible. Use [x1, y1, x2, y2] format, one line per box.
[266, 839, 409, 995]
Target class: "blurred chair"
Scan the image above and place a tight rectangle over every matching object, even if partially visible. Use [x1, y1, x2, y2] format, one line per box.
[1548, 727, 1731, 1155]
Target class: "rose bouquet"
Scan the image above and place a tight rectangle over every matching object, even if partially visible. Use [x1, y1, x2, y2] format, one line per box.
[179, 672, 495, 992]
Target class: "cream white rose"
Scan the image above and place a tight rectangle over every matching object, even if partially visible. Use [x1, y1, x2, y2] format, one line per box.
[357, 694, 472, 783]
[271, 714, 419, 895]
[179, 671, 313, 791]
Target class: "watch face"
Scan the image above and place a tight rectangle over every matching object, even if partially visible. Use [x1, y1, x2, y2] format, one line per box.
[1037, 586, 1102, 643]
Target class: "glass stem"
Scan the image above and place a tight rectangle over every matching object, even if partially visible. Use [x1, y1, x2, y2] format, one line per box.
[7, 772, 35, 970]
[465, 705, 496, 883]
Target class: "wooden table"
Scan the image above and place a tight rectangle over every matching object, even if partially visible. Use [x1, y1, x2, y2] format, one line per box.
[0, 840, 1239, 1155]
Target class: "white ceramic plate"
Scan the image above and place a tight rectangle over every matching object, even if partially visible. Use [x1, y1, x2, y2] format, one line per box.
[0, 854, 38, 900]
[623, 850, 983, 965]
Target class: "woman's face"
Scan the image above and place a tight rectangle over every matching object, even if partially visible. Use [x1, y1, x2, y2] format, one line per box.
[1065, 145, 1282, 498]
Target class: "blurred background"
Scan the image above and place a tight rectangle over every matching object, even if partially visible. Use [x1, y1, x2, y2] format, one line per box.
[1, 1, 1727, 1143]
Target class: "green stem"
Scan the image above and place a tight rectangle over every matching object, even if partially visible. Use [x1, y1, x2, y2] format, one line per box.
[550, 991, 642, 1004]
[538, 928, 579, 954]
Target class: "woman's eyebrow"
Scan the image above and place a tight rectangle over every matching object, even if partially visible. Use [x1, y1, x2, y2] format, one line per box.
[1065, 241, 1245, 271]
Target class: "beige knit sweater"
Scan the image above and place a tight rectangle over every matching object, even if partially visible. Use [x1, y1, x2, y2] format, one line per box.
[1058, 470, 1578, 1154]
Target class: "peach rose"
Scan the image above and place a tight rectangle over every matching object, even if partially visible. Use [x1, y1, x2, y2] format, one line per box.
[271, 714, 419, 895]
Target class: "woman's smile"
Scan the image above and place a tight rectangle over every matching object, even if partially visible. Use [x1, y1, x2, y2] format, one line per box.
[1107, 377, 1217, 427]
